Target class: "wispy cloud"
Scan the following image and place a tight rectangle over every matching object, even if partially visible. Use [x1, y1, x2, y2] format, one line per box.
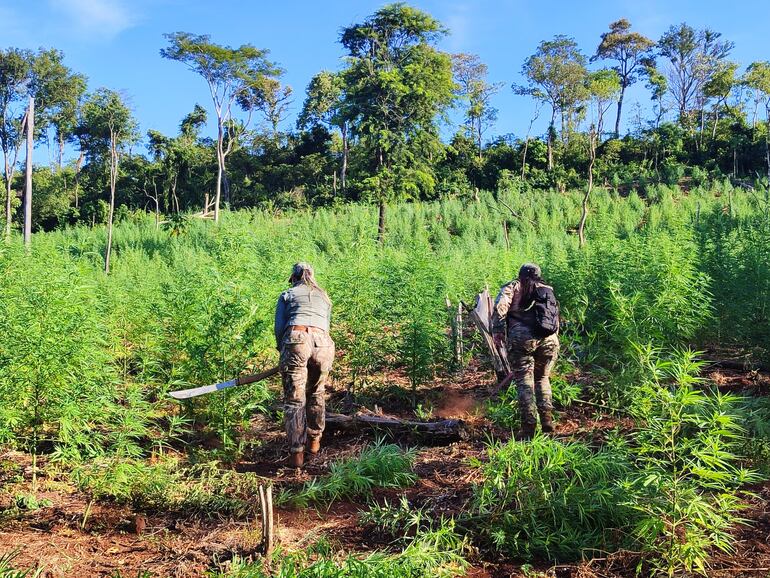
[445, 2, 472, 52]
[48, 0, 137, 40]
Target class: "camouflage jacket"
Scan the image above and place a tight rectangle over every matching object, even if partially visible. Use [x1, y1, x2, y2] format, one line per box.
[492, 279, 554, 336]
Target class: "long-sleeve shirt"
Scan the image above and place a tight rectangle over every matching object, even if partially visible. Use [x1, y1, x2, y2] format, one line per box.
[491, 279, 525, 336]
[274, 283, 332, 347]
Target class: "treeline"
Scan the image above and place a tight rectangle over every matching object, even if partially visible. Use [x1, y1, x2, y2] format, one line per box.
[2, 3, 770, 237]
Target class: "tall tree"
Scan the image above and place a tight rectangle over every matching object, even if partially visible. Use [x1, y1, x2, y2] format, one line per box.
[657, 23, 733, 128]
[23, 96, 33, 246]
[298, 71, 349, 192]
[452, 53, 502, 158]
[578, 70, 620, 247]
[0, 48, 33, 239]
[515, 36, 588, 171]
[78, 89, 137, 273]
[161, 32, 281, 222]
[147, 104, 209, 213]
[339, 3, 455, 241]
[744, 61, 770, 179]
[31, 49, 87, 170]
[239, 77, 292, 138]
[703, 61, 738, 139]
[21, 49, 87, 243]
[592, 19, 654, 137]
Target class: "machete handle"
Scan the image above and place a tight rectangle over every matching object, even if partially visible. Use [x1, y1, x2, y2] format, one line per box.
[237, 366, 280, 386]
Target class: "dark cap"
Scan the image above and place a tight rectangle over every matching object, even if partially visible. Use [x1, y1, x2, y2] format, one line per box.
[518, 263, 542, 281]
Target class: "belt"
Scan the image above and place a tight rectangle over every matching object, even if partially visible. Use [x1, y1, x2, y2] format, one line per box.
[289, 325, 326, 333]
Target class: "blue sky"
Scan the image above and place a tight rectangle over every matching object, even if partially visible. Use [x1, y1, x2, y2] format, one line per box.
[2, 0, 769, 152]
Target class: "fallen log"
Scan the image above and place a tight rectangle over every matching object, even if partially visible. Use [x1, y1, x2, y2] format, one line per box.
[705, 358, 770, 373]
[324, 412, 467, 444]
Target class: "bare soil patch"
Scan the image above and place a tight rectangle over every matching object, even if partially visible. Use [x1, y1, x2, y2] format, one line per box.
[2, 365, 769, 577]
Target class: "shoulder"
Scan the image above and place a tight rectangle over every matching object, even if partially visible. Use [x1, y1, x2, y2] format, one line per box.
[500, 279, 520, 295]
[495, 279, 519, 304]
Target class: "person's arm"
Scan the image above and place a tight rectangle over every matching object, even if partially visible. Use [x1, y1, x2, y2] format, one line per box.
[492, 281, 519, 342]
[274, 293, 287, 349]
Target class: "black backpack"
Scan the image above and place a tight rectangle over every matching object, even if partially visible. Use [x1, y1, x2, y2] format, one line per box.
[522, 285, 560, 338]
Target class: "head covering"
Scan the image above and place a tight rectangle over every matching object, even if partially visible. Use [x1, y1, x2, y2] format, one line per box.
[291, 262, 314, 282]
[289, 262, 330, 303]
[518, 263, 542, 282]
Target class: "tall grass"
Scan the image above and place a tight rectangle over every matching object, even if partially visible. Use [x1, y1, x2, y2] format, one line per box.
[0, 184, 767, 460]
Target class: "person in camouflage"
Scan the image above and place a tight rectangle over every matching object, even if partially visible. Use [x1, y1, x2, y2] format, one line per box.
[274, 263, 335, 468]
[492, 263, 560, 440]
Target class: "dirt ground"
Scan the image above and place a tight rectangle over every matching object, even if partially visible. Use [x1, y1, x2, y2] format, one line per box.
[1, 364, 769, 578]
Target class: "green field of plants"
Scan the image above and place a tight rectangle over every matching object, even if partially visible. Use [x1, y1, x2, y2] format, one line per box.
[1, 182, 770, 577]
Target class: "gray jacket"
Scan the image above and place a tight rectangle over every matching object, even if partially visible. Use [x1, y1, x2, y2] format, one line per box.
[274, 283, 332, 347]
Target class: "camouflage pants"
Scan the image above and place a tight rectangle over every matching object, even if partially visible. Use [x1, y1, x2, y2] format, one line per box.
[280, 329, 335, 454]
[507, 322, 560, 428]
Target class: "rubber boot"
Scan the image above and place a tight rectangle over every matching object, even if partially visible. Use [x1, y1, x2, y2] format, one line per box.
[540, 411, 555, 434]
[288, 450, 304, 468]
[517, 423, 536, 441]
[308, 437, 321, 455]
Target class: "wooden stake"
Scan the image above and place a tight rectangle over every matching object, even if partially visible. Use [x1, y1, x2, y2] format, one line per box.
[456, 301, 464, 370]
[265, 484, 274, 559]
[502, 220, 510, 250]
[258, 484, 267, 553]
[258, 484, 274, 562]
[23, 96, 34, 246]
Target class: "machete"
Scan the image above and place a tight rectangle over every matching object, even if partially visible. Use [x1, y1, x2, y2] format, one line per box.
[168, 366, 280, 400]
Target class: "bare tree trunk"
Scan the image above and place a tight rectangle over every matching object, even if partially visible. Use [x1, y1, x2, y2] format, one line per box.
[23, 97, 33, 246]
[521, 103, 541, 180]
[214, 121, 224, 223]
[502, 220, 509, 250]
[477, 117, 483, 161]
[377, 202, 386, 244]
[766, 110, 770, 181]
[214, 156, 222, 223]
[340, 122, 348, 192]
[547, 107, 556, 172]
[4, 155, 12, 239]
[578, 133, 596, 248]
[697, 105, 705, 152]
[520, 138, 530, 180]
[171, 172, 179, 213]
[105, 132, 118, 274]
[58, 133, 65, 172]
[547, 123, 554, 172]
[614, 87, 625, 138]
[74, 150, 84, 209]
[151, 178, 160, 228]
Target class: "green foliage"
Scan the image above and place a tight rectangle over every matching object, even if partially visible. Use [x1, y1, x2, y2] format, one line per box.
[626, 346, 756, 576]
[70, 457, 264, 518]
[211, 524, 468, 578]
[473, 346, 757, 574]
[339, 3, 456, 202]
[472, 435, 633, 561]
[0, 550, 42, 578]
[379, 243, 449, 402]
[359, 495, 433, 539]
[280, 441, 417, 507]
